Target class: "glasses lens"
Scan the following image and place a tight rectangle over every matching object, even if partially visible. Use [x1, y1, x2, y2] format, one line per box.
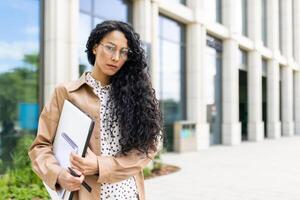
[103, 45, 115, 55]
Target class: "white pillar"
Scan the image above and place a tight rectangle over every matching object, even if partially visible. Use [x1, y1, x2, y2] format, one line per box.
[294, 0, 300, 64]
[149, 0, 159, 91]
[267, 0, 280, 56]
[281, 66, 294, 136]
[186, 0, 210, 149]
[44, 0, 79, 102]
[267, 60, 281, 138]
[248, 0, 262, 46]
[266, 0, 281, 138]
[220, 0, 241, 145]
[280, 0, 293, 61]
[294, 71, 300, 135]
[222, 39, 241, 145]
[247, 0, 264, 141]
[280, 0, 294, 136]
[294, 0, 300, 135]
[248, 51, 264, 141]
[133, 0, 152, 42]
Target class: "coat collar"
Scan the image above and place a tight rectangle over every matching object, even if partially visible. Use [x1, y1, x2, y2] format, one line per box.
[67, 71, 89, 92]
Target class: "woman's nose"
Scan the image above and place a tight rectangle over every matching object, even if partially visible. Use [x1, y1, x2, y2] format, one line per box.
[111, 51, 120, 62]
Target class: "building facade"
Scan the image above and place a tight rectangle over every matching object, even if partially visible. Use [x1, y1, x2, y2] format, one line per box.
[1, 0, 300, 160]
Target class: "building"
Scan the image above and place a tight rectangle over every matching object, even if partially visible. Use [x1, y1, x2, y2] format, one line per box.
[1, 0, 300, 160]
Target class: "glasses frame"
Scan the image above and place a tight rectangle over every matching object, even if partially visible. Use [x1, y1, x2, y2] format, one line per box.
[98, 43, 132, 61]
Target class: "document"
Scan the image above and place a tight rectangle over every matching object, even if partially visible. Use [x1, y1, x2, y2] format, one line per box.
[43, 100, 94, 200]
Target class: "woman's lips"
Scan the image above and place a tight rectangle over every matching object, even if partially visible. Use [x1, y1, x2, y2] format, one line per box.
[106, 64, 117, 69]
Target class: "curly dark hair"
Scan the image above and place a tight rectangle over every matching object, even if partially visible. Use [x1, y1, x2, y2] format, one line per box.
[85, 20, 164, 157]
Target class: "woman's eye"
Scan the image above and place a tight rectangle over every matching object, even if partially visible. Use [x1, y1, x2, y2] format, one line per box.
[106, 46, 115, 51]
[121, 50, 128, 56]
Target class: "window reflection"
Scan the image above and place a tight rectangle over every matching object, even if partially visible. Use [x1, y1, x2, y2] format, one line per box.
[0, 0, 40, 172]
[94, 0, 130, 21]
[237, 0, 248, 35]
[158, 16, 186, 151]
[79, 13, 92, 74]
[174, 0, 186, 5]
[80, 0, 92, 13]
[205, 0, 222, 23]
[205, 35, 222, 145]
[261, 0, 267, 46]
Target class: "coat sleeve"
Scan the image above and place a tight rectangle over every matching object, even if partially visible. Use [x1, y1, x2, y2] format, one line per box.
[28, 86, 66, 190]
[96, 147, 160, 183]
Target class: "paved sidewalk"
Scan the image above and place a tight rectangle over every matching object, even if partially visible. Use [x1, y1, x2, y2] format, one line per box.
[145, 135, 300, 200]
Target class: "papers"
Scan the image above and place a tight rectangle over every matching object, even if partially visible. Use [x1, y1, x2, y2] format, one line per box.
[44, 100, 94, 200]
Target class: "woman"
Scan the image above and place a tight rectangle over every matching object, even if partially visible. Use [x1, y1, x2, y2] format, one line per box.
[29, 20, 163, 200]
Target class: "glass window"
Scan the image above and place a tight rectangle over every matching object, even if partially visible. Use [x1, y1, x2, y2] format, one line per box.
[292, 0, 295, 59]
[0, 0, 41, 172]
[262, 58, 268, 77]
[79, 13, 92, 74]
[80, 0, 92, 13]
[94, 0, 130, 22]
[158, 16, 186, 151]
[205, 35, 222, 145]
[239, 48, 248, 70]
[206, 0, 222, 23]
[79, 0, 132, 75]
[242, 0, 248, 36]
[174, 0, 186, 5]
[279, 0, 283, 53]
[261, 0, 267, 46]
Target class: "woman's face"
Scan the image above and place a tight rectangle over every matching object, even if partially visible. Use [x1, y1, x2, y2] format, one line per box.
[93, 30, 129, 77]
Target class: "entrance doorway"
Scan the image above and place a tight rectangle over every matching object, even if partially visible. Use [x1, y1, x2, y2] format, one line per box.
[239, 70, 248, 141]
[206, 35, 222, 145]
[262, 76, 267, 137]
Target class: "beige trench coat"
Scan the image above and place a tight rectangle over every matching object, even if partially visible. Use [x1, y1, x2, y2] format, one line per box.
[28, 72, 157, 200]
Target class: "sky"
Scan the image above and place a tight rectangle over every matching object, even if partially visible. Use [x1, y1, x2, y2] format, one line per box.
[0, 0, 40, 73]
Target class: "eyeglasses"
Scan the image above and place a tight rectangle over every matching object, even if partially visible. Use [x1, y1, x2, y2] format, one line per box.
[99, 43, 131, 61]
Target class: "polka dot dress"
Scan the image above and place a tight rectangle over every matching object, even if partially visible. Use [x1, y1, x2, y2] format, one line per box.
[86, 73, 139, 200]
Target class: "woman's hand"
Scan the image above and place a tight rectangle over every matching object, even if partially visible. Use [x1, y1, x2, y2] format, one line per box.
[57, 168, 84, 191]
[70, 148, 99, 176]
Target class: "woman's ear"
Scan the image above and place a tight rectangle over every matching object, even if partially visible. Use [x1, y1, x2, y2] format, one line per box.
[93, 45, 98, 55]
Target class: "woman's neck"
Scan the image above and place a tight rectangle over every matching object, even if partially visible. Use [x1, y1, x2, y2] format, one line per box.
[91, 67, 110, 86]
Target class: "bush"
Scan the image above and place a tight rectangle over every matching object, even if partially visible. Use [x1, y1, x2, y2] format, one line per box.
[0, 134, 49, 200]
[143, 151, 163, 178]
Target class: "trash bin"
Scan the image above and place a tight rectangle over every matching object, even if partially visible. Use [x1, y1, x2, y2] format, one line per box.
[173, 121, 196, 153]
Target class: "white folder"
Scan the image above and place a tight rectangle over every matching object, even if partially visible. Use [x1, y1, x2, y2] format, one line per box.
[43, 100, 94, 200]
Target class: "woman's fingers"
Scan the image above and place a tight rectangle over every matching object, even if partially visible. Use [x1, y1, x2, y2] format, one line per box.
[58, 168, 83, 191]
[70, 153, 85, 167]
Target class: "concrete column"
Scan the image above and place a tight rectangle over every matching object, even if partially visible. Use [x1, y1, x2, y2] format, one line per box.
[294, 0, 300, 64]
[267, 0, 280, 55]
[222, 40, 241, 145]
[248, 51, 264, 141]
[44, 0, 79, 102]
[280, 0, 293, 61]
[294, 0, 300, 135]
[133, 0, 152, 42]
[186, 0, 209, 149]
[281, 66, 294, 136]
[220, 0, 241, 145]
[280, 0, 294, 136]
[247, 0, 264, 141]
[265, 0, 281, 138]
[149, 0, 159, 91]
[248, 0, 262, 45]
[294, 71, 300, 135]
[267, 60, 281, 138]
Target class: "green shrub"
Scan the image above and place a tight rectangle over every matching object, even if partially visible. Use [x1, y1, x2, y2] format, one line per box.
[0, 134, 49, 200]
[143, 151, 164, 178]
